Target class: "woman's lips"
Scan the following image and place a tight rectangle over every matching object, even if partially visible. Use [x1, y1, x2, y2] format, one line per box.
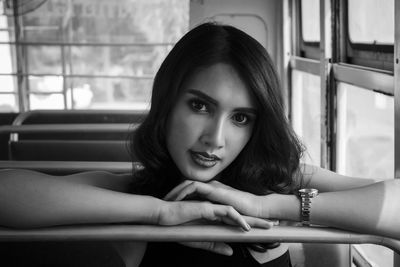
[189, 151, 220, 168]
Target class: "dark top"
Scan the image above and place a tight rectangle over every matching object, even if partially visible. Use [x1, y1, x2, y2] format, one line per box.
[0, 242, 124, 267]
[140, 242, 292, 267]
[1, 242, 292, 267]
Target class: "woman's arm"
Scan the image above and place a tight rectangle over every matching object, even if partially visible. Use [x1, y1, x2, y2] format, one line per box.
[300, 164, 380, 192]
[166, 171, 400, 239]
[265, 176, 400, 239]
[0, 169, 162, 228]
[0, 169, 255, 230]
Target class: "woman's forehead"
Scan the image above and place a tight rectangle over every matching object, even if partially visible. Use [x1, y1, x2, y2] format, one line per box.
[182, 63, 257, 109]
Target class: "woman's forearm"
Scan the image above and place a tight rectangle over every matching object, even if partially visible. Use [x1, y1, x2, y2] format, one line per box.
[0, 169, 162, 228]
[263, 179, 400, 239]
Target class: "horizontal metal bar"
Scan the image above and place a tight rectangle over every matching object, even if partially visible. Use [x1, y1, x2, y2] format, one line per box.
[0, 225, 399, 254]
[0, 41, 175, 47]
[0, 160, 132, 173]
[0, 91, 17, 94]
[333, 63, 394, 95]
[0, 73, 154, 80]
[0, 124, 137, 134]
[290, 56, 320, 76]
[11, 109, 146, 125]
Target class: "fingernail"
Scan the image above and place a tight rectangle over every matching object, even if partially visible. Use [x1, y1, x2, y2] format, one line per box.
[225, 247, 233, 256]
[245, 223, 251, 231]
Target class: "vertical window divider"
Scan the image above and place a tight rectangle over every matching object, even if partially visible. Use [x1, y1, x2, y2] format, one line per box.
[283, 0, 294, 119]
[394, 0, 400, 264]
[61, 44, 68, 110]
[319, 0, 333, 170]
[13, 0, 28, 112]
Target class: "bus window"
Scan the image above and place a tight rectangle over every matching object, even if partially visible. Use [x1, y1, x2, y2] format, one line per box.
[336, 82, 394, 267]
[300, 0, 320, 43]
[291, 69, 321, 166]
[0, 0, 189, 112]
[348, 0, 394, 45]
[346, 0, 394, 70]
[0, 12, 18, 112]
[336, 83, 394, 179]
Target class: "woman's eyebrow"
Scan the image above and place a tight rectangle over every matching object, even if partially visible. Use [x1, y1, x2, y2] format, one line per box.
[234, 107, 257, 115]
[187, 89, 218, 105]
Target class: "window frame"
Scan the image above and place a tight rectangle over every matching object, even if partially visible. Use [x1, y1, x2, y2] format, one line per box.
[286, 0, 398, 266]
[345, 0, 394, 71]
[0, 0, 186, 112]
[298, 0, 320, 60]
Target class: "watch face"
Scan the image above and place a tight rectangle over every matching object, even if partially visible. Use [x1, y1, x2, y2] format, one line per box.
[299, 188, 316, 194]
[298, 188, 319, 197]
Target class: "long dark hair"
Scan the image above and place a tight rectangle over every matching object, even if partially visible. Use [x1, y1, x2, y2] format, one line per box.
[130, 22, 304, 198]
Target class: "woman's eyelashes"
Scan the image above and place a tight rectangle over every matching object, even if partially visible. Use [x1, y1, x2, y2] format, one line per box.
[187, 98, 254, 126]
[232, 113, 253, 126]
[188, 98, 209, 113]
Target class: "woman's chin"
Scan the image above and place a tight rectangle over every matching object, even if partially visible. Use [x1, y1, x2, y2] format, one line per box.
[183, 169, 217, 182]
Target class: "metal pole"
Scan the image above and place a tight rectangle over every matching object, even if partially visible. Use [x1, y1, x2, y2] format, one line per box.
[393, 0, 400, 265]
[319, 0, 333, 169]
[12, 0, 28, 111]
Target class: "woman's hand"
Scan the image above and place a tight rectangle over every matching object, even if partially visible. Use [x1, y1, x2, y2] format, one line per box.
[163, 181, 279, 256]
[164, 180, 267, 218]
[158, 196, 275, 256]
[157, 200, 272, 230]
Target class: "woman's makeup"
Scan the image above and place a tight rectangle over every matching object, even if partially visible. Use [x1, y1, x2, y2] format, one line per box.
[189, 150, 221, 168]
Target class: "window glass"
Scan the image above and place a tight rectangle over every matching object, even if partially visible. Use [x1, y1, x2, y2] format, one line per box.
[300, 0, 320, 42]
[65, 77, 152, 110]
[29, 75, 64, 93]
[336, 83, 394, 179]
[0, 93, 18, 112]
[0, 44, 15, 74]
[0, 15, 14, 42]
[3, 0, 189, 111]
[27, 46, 62, 74]
[336, 83, 393, 267]
[29, 93, 65, 110]
[69, 45, 171, 77]
[291, 69, 321, 165]
[348, 0, 394, 44]
[19, 0, 188, 44]
[0, 75, 17, 92]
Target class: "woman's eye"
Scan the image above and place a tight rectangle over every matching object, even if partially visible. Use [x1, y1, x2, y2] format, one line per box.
[232, 113, 250, 125]
[189, 100, 208, 112]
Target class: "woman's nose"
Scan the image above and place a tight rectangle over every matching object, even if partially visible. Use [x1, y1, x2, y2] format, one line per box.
[200, 118, 225, 149]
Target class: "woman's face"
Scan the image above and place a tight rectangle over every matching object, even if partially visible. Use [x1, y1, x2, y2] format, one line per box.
[166, 63, 257, 182]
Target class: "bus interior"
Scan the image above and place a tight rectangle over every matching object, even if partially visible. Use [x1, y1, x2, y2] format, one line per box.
[0, 0, 399, 266]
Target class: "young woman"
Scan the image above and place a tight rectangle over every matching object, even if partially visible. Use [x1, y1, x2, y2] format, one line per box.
[0, 23, 399, 267]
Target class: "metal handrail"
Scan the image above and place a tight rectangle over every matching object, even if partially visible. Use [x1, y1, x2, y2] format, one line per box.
[0, 124, 137, 134]
[0, 160, 133, 173]
[0, 225, 399, 254]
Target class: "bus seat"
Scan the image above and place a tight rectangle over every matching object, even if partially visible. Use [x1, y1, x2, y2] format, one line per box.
[11, 110, 144, 141]
[9, 140, 133, 162]
[288, 243, 351, 267]
[3, 111, 140, 162]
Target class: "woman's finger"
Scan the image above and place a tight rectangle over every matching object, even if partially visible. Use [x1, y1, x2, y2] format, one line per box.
[174, 182, 213, 201]
[213, 205, 250, 231]
[242, 216, 275, 229]
[179, 242, 233, 256]
[164, 180, 193, 200]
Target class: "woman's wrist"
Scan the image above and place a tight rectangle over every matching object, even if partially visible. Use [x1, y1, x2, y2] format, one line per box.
[125, 195, 165, 224]
[259, 193, 301, 221]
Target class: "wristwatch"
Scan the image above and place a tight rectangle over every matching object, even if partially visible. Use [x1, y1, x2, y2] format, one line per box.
[298, 188, 319, 226]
